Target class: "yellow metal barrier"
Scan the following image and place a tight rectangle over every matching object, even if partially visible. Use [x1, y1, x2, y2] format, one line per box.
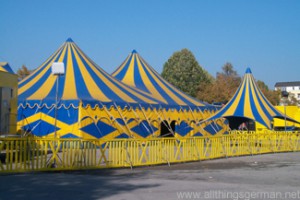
[0, 131, 299, 173]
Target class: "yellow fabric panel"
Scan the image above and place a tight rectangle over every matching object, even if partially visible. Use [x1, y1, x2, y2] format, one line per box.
[135, 56, 166, 103]
[249, 76, 269, 126]
[141, 56, 205, 106]
[19, 46, 62, 86]
[62, 44, 77, 100]
[71, 45, 110, 102]
[112, 55, 130, 77]
[225, 79, 246, 115]
[138, 58, 186, 105]
[27, 47, 67, 99]
[122, 55, 135, 87]
[73, 47, 139, 103]
[243, 77, 254, 119]
[18, 47, 63, 95]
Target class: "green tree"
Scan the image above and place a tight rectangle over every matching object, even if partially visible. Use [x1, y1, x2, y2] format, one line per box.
[17, 65, 31, 80]
[161, 48, 212, 97]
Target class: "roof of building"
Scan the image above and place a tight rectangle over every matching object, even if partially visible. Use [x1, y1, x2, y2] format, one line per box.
[275, 81, 300, 87]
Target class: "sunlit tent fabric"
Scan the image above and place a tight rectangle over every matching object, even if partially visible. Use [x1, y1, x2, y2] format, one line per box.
[112, 50, 214, 111]
[203, 68, 298, 129]
[112, 50, 228, 136]
[0, 62, 15, 74]
[17, 38, 163, 138]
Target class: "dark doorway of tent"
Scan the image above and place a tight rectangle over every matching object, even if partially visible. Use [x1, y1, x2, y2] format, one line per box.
[226, 117, 256, 131]
[160, 120, 176, 137]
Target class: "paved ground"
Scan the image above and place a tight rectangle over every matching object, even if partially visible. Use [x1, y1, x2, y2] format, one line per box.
[1, 152, 300, 200]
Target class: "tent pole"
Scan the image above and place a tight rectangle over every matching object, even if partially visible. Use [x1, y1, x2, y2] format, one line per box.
[113, 102, 134, 137]
[149, 104, 175, 136]
[99, 102, 131, 138]
[54, 75, 59, 139]
[137, 104, 155, 136]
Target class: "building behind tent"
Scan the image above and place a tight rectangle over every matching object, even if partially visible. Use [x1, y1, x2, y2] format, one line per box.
[0, 62, 18, 135]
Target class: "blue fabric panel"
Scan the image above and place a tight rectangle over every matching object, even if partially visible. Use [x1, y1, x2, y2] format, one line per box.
[131, 120, 158, 137]
[116, 133, 129, 138]
[2, 63, 14, 74]
[113, 54, 133, 81]
[22, 120, 60, 137]
[204, 122, 222, 135]
[18, 106, 78, 126]
[175, 121, 193, 136]
[234, 82, 247, 116]
[81, 120, 117, 139]
[61, 133, 79, 138]
[45, 49, 68, 101]
[252, 83, 273, 121]
[18, 68, 53, 101]
[18, 47, 63, 88]
[249, 85, 266, 127]
[133, 57, 150, 93]
[76, 51, 124, 103]
[193, 132, 203, 136]
[71, 48, 93, 100]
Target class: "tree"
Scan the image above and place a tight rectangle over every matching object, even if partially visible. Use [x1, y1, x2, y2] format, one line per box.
[161, 48, 213, 97]
[17, 65, 31, 80]
[197, 62, 240, 103]
[257, 80, 280, 105]
[197, 63, 281, 106]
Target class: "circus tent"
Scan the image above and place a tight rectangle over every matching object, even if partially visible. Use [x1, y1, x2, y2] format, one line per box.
[112, 50, 215, 111]
[0, 62, 15, 74]
[17, 38, 163, 139]
[203, 68, 298, 130]
[112, 50, 228, 136]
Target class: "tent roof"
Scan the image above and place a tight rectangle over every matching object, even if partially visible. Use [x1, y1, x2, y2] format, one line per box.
[204, 68, 298, 129]
[0, 62, 15, 74]
[18, 39, 162, 109]
[112, 50, 215, 111]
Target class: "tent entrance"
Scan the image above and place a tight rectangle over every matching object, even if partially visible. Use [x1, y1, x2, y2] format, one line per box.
[160, 120, 176, 137]
[226, 117, 255, 131]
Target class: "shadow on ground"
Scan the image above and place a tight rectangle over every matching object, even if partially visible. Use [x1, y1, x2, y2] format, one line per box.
[0, 169, 159, 200]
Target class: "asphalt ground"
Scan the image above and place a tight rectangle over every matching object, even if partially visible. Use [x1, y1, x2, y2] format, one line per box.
[1, 152, 300, 200]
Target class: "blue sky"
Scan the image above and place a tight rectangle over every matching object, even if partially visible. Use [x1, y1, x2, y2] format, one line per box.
[1, 0, 299, 88]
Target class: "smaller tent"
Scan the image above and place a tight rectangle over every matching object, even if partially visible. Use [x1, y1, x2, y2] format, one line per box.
[112, 50, 228, 136]
[203, 68, 299, 130]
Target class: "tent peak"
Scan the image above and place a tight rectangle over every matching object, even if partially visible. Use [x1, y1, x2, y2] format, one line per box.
[245, 68, 252, 74]
[66, 38, 74, 42]
[131, 49, 137, 54]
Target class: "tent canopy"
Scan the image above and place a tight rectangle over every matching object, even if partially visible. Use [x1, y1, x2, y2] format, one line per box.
[112, 50, 215, 111]
[204, 68, 299, 129]
[18, 39, 162, 109]
[0, 62, 15, 74]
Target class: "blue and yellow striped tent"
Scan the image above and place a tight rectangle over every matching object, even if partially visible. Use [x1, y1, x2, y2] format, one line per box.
[112, 50, 214, 111]
[204, 68, 298, 130]
[112, 50, 228, 137]
[0, 62, 15, 74]
[17, 38, 163, 139]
